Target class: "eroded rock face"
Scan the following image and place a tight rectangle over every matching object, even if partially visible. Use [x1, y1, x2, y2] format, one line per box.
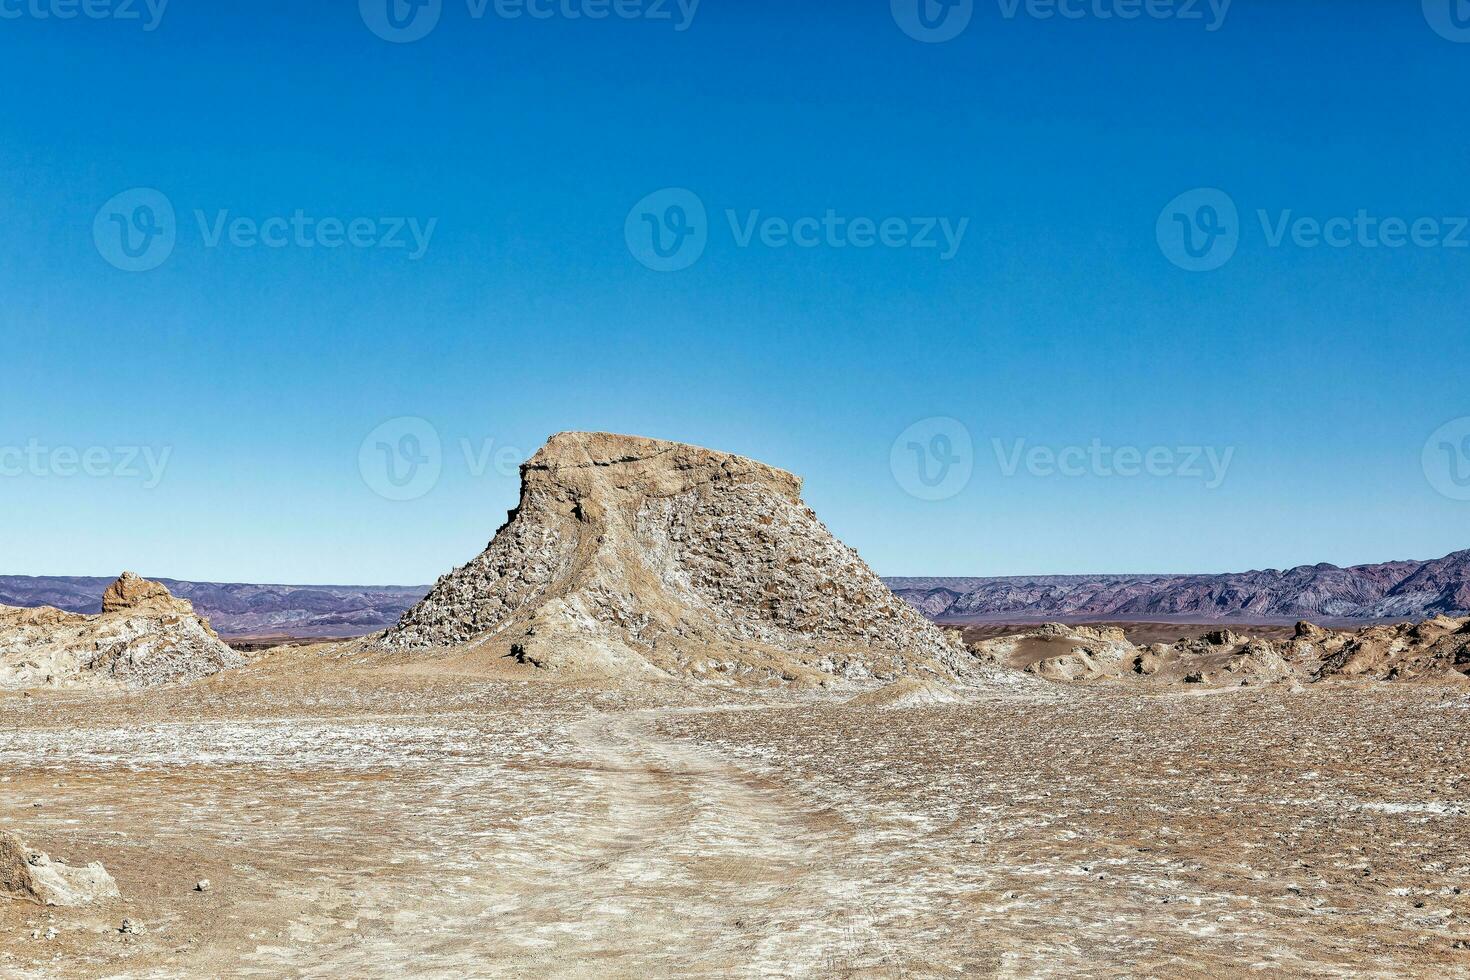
[101, 571, 198, 618]
[0, 832, 120, 907]
[971, 624, 1136, 682]
[0, 574, 244, 690]
[383, 432, 971, 683]
[971, 617, 1470, 688]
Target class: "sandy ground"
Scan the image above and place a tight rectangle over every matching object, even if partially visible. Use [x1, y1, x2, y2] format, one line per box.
[958, 622, 1306, 647]
[2, 646, 1468, 978]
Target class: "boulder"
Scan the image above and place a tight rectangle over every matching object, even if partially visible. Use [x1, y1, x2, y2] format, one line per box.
[0, 832, 120, 907]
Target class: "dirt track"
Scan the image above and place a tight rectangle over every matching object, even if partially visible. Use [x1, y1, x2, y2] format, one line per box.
[2, 649, 1468, 977]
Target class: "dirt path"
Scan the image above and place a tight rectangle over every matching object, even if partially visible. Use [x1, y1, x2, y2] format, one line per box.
[217, 706, 889, 979]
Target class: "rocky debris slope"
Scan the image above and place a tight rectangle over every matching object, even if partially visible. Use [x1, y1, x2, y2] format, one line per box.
[889, 548, 1470, 623]
[0, 832, 119, 907]
[382, 432, 971, 685]
[972, 617, 1470, 688]
[0, 573, 244, 690]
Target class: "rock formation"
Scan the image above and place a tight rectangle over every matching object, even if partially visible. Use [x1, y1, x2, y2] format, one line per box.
[382, 432, 971, 684]
[0, 832, 120, 906]
[101, 571, 198, 617]
[0, 573, 244, 690]
[970, 617, 1470, 687]
[0, 575, 430, 639]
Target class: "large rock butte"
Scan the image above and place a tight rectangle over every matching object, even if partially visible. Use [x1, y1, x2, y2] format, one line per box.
[383, 432, 970, 683]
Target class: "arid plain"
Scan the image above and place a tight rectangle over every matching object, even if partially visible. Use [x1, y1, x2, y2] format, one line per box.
[3, 434, 1468, 978]
[3, 649, 1468, 977]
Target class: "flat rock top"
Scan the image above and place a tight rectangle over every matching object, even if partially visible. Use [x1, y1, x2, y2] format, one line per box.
[525, 431, 803, 503]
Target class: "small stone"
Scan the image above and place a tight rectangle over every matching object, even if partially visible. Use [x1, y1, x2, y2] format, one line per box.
[194, 880, 211, 893]
[120, 918, 145, 935]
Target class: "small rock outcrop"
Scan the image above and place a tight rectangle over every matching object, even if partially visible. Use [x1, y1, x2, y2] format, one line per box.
[101, 571, 199, 618]
[0, 832, 120, 907]
[971, 623, 1136, 682]
[970, 617, 1470, 688]
[0, 573, 244, 690]
[382, 432, 973, 684]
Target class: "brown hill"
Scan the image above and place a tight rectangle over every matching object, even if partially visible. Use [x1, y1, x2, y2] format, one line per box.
[382, 432, 969, 685]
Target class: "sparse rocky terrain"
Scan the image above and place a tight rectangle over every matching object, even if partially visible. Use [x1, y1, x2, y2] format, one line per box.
[2, 435, 1467, 977]
[2, 649, 1466, 977]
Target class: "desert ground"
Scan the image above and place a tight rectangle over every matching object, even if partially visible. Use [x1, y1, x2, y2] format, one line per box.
[958, 621, 1305, 647]
[3, 641, 1468, 979]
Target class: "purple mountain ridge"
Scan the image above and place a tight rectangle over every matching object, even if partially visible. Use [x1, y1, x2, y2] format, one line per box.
[4, 548, 1466, 639]
[885, 549, 1470, 624]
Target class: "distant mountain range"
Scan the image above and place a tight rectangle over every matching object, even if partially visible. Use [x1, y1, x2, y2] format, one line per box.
[885, 549, 1470, 624]
[5, 548, 1466, 639]
[0, 576, 429, 639]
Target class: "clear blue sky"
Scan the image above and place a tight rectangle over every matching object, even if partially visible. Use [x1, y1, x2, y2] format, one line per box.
[2, 1, 1467, 584]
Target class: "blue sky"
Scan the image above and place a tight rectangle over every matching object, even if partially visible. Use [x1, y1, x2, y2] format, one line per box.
[1, 0, 1467, 584]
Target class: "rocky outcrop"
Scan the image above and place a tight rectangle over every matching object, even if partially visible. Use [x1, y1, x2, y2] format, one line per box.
[0, 833, 120, 906]
[970, 623, 1137, 682]
[0, 575, 430, 639]
[383, 432, 972, 685]
[970, 617, 1470, 688]
[101, 571, 199, 618]
[889, 549, 1470, 623]
[1284, 616, 1470, 683]
[0, 574, 244, 690]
